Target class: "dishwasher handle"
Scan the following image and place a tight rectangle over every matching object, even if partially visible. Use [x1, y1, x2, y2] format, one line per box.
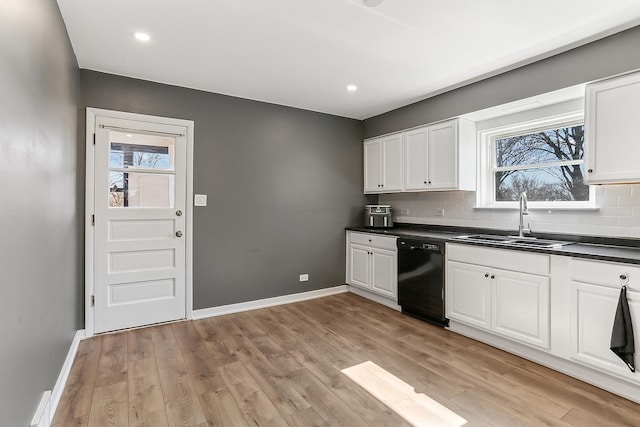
[412, 244, 440, 251]
[397, 240, 442, 253]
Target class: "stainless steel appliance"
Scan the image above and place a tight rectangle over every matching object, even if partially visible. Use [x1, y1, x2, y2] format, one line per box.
[397, 237, 448, 327]
[364, 205, 393, 228]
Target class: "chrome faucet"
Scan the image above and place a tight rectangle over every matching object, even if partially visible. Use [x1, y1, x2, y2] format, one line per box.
[518, 192, 531, 237]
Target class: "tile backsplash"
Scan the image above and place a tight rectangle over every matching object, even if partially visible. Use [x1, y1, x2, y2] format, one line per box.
[380, 184, 640, 238]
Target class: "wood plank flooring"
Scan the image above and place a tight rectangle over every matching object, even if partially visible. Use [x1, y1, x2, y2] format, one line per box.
[52, 292, 640, 426]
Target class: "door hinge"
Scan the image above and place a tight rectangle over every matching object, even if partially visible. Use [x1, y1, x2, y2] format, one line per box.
[93, 133, 96, 145]
[92, 214, 95, 226]
[91, 295, 95, 307]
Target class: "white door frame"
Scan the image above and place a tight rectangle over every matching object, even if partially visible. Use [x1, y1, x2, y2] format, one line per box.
[85, 107, 194, 337]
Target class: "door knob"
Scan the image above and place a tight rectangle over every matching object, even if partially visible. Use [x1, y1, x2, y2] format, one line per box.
[176, 231, 183, 237]
[176, 209, 183, 216]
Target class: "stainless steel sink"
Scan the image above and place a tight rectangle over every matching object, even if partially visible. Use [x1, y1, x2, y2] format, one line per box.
[458, 234, 513, 242]
[454, 234, 574, 248]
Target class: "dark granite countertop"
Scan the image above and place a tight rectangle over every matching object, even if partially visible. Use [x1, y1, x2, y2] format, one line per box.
[346, 223, 640, 265]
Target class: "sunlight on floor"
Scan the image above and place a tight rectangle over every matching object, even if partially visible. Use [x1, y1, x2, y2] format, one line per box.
[342, 361, 468, 427]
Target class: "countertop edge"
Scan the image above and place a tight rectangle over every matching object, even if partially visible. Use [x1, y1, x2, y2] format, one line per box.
[346, 227, 640, 265]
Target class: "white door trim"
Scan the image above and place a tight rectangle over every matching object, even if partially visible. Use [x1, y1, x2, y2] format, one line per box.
[85, 107, 194, 337]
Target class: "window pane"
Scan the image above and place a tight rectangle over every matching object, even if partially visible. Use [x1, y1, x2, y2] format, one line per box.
[109, 131, 174, 170]
[495, 125, 584, 167]
[495, 164, 589, 202]
[109, 172, 175, 208]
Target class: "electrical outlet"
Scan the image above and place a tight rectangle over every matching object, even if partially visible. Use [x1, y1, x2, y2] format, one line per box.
[435, 208, 445, 217]
[194, 194, 207, 206]
[299, 274, 309, 282]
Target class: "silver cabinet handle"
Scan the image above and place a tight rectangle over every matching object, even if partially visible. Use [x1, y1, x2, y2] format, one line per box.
[176, 231, 183, 237]
[176, 210, 183, 216]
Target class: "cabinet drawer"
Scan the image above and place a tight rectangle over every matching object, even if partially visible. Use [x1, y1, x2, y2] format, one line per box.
[570, 258, 640, 290]
[349, 232, 397, 251]
[447, 243, 549, 276]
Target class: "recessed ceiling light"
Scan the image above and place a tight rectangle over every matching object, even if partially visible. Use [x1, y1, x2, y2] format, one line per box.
[125, 134, 132, 138]
[363, 0, 383, 7]
[133, 32, 151, 42]
[347, 84, 358, 92]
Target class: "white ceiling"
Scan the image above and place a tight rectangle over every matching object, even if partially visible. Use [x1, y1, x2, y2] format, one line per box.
[57, 0, 640, 120]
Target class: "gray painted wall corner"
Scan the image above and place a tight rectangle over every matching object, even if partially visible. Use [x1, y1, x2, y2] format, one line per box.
[79, 71, 370, 310]
[0, 0, 81, 425]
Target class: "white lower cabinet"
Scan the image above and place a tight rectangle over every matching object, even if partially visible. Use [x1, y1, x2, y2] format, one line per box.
[348, 244, 370, 289]
[493, 269, 549, 349]
[569, 258, 640, 384]
[371, 248, 397, 298]
[447, 261, 492, 329]
[447, 244, 550, 350]
[446, 244, 640, 401]
[346, 232, 397, 300]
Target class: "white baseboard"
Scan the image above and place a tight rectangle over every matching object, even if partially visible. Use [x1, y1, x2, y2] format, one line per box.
[192, 285, 349, 320]
[347, 286, 401, 311]
[30, 390, 51, 427]
[46, 329, 86, 425]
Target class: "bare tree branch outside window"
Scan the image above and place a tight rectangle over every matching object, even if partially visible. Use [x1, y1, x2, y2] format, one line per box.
[494, 125, 588, 202]
[108, 143, 170, 207]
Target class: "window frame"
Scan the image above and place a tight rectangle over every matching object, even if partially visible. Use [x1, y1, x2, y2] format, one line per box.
[476, 111, 596, 210]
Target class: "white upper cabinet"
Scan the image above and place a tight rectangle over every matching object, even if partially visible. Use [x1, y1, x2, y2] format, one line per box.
[366, 118, 476, 194]
[382, 134, 403, 191]
[364, 134, 403, 193]
[403, 127, 429, 190]
[427, 120, 458, 190]
[364, 139, 382, 192]
[585, 71, 640, 184]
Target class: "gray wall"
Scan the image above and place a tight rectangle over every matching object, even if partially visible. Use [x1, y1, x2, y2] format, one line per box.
[0, 0, 81, 425]
[364, 25, 640, 137]
[80, 70, 371, 309]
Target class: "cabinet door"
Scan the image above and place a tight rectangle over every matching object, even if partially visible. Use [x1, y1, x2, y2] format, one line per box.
[382, 134, 403, 191]
[446, 261, 491, 329]
[585, 72, 640, 184]
[348, 244, 371, 290]
[570, 282, 640, 382]
[371, 248, 397, 299]
[427, 120, 458, 190]
[403, 127, 428, 190]
[493, 270, 550, 349]
[364, 139, 382, 193]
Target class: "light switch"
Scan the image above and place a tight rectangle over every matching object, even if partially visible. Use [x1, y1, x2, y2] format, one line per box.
[194, 194, 207, 207]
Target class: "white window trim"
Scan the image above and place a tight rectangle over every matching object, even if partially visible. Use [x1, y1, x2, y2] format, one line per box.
[476, 110, 597, 210]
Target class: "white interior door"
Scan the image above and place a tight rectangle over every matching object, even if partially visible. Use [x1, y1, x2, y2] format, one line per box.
[93, 115, 187, 333]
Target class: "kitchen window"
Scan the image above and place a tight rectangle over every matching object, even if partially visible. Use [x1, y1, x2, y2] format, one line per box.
[477, 111, 595, 209]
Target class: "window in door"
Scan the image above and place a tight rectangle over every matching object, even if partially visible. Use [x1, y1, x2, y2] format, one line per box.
[108, 131, 176, 208]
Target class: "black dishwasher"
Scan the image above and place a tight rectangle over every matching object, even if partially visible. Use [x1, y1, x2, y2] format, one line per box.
[397, 238, 448, 327]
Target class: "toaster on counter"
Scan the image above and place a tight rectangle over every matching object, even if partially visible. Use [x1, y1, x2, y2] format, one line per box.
[365, 205, 393, 228]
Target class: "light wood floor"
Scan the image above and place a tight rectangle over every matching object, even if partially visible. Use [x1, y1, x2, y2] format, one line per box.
[52, 292, 640, 426]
